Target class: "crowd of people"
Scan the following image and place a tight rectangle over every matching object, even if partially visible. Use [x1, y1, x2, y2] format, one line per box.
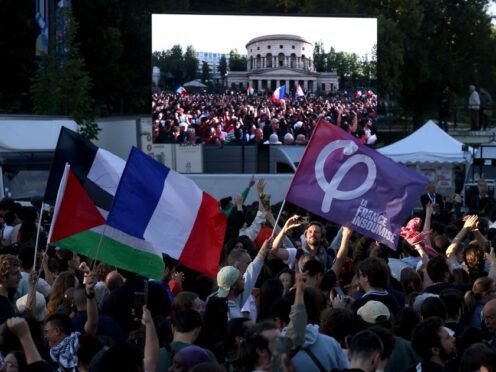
[151, 91, 378, 147]
[1, 172, 496, 371]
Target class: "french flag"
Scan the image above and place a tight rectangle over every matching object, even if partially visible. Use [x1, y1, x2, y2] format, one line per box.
[272, 85, 286, 104]
[176, 86, 187, 96]
[106, 147, 227, 277]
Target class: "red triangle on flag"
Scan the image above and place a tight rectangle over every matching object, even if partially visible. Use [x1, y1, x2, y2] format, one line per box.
[50, 170, 106, 243]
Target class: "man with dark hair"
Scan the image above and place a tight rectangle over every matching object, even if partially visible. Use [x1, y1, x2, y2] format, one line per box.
[45, 313, 74, 348]
[101, 269, 171, 335]
[156, 309, 215, 371]
[302, 259, 324, 289]
[406, 317, 456, 371]
[439, 289, 466, 336]
[420, 297, 448, 321]
[71, 287, 125, 343]
[369, 326, 396, 372]
[424, 256, 456, 294]
[332, 330, 383, 372]
[351, 257, 400, 316]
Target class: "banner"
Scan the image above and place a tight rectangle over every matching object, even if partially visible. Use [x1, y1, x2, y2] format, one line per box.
[286, 119, 429, 249]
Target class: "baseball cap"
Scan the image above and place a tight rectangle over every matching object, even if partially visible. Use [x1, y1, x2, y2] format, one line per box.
[217, 266, 241, 298]
[357, 300, 390, 324]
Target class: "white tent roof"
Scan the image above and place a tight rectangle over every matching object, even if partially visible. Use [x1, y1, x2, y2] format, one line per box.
[183, 79, 207, 88]
[378, 120, 472, 164]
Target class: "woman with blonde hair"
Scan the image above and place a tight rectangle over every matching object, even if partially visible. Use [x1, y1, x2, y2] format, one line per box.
[465, 276, 496, 327]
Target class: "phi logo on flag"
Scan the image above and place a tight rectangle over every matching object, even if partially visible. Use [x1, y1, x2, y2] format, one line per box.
[315, 140, 377, 213]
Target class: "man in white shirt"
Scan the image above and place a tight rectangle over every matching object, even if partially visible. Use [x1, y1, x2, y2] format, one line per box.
[468, 84, 481, 131]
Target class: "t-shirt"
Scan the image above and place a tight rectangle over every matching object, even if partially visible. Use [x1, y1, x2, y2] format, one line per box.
[0, 295, 16, 324]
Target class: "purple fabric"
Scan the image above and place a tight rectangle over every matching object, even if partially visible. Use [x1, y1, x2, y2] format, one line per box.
[177, 345, 212, 369]
[286, 119, 429, 249]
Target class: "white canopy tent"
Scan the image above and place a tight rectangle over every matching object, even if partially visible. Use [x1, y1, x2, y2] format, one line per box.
[183, 79, 207, 88]
[378, 120, 472, 164]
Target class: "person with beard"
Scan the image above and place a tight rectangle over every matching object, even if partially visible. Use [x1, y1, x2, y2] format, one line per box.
[271, 217, 350, 275]
[406, 317, 456, 372]
[0, 254, 22, 323]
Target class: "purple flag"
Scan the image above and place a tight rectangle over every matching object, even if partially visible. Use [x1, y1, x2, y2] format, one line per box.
[286, 119, 429, 249]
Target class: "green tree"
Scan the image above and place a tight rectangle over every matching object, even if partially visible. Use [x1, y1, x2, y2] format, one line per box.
[167, 44, 185, 87]
[229, 49, 247, 71]
[30, 8, 99, 139]
[201, 61, 211, 83]
[376, 15, 404, 98]
[152, 51, 168, 88]
[184, 45, 198, 82]
[313, 41, 327, 72]
[218, 54, 228, 86]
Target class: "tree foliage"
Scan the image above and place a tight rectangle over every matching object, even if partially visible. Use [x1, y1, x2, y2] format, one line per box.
[1, 0, 494, 123]
[30, 7, 100, 139]
[152, 44, 199, 89]
[201, 61, 211, 83]
[218, 55, 228, 85]
[229, 49, 247, 71]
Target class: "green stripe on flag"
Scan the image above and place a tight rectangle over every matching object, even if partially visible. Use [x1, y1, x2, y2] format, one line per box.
[52, 230, 164, 279]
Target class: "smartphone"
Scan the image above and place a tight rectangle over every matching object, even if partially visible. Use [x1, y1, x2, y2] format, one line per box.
[298, 216, 310, 224]
[334, 286, 345, 297]
[485, 241, 492, 253]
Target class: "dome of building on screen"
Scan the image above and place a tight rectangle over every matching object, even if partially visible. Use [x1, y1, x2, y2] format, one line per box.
[226, 34, 338, 95]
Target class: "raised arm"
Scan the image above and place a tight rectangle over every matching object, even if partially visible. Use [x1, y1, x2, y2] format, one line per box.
[40, 251, 55, 286]
[84, 272, 98, 336]
[446, 215, 478, 259]
[331, 226, 352, 281]
[270, 215, 302, 261]
[22, 271, 38, 319]
[423, 202, 433, 248]
[285, 272, 307, 350]
[142, 305, 159, 372]
[6, 317, 43, 365]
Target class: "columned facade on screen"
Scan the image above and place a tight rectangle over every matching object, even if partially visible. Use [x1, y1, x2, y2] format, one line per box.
[226, 34, 338, 95]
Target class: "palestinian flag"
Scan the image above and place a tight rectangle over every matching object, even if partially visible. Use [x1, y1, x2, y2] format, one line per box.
[44, 127, 125, 214]
[48, 164, 164, 279]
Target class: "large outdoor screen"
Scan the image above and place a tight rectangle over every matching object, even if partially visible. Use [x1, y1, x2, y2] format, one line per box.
[151, 14, 377, 146]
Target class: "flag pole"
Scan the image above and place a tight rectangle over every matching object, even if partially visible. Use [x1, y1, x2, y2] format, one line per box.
[270, 199, 287, 239]
[91, 224, 108, 271]
[32, 203, 45, 273]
